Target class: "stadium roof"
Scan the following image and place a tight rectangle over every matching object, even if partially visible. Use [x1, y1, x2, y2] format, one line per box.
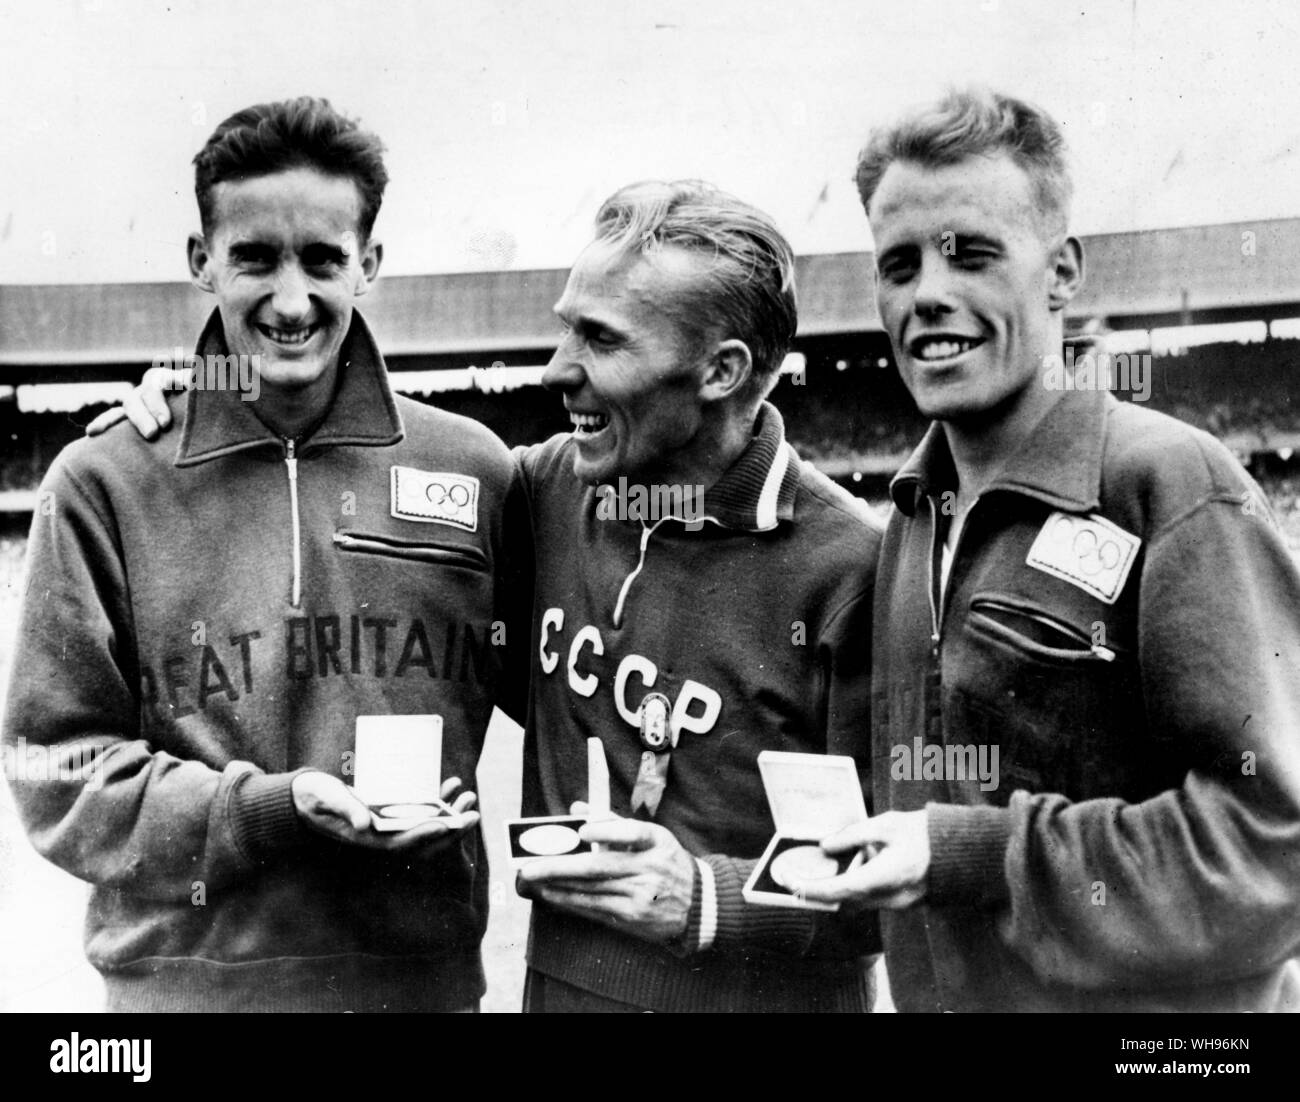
[2, 218, 1298, 378]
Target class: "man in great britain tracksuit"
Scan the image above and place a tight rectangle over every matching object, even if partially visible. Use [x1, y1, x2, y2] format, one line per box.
[2, 98, 526, 1011]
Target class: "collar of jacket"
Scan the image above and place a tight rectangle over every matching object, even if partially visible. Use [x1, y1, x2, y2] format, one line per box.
[889, 384, 1113, 517]
[697, 401, 801, 532]
[173, 309, 404, 467]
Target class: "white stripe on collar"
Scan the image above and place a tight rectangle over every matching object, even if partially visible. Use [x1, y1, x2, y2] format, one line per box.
[755, 442, 791, 531]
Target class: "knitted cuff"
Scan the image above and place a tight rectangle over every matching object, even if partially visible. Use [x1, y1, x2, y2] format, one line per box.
[705, 855, 816, 956]
[668, 857, 705, 958]
[229, 769, 307, 865]
[925, 802, 1014, 907]
[695, 858, 718, 950]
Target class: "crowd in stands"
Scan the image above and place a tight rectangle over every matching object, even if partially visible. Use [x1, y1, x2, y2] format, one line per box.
[2, 339, 1297, 531]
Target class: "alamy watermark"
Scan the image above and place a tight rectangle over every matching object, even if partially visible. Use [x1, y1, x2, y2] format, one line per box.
[49, 1033, 151, 1082]
[890, 736, 1000, 792]
[1043, 346, 1151, 402]
[153, 348, 261, 402]
[595, 478, 705, 530]
[3, 737, 106, 790]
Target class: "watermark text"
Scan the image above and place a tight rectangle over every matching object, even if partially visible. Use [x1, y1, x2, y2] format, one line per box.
[154, 349, 261, 402]
[1043, 346, 1151, 401]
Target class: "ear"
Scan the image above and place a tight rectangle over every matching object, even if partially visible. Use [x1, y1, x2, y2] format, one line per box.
[699, 339, 753, 405]
[354, 238, 383, 298]
[187, 233, 216, 294]
[1047, 235, 1084, 311]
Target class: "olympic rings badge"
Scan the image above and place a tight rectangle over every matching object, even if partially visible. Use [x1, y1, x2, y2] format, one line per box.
[1025, 511, 1141, 604]
[391, 465, 480, 531]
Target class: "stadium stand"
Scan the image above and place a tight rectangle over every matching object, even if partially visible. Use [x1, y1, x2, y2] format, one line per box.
[2, 219, 1298, 546]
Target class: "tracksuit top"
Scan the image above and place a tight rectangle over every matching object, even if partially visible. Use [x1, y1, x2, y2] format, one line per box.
[517, 403, 884, 1011]
[874, 386, 1300, 1011]
[2, 311, 527, 1011]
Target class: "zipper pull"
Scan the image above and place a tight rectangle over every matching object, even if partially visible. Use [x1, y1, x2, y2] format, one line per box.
[284, 437, 299, 490]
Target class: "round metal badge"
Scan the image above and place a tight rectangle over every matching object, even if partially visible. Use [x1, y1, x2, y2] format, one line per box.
[638, 692, 675, 752]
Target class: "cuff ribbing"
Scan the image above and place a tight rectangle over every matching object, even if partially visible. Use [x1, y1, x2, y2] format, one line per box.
[704, 855, 815, 956]
[925, 802, 1013, 907]
[669, 857, 705, 958]
[229, 770, 307, 864]
[673, 857, 719, 957]
[695, 858, 717, 950]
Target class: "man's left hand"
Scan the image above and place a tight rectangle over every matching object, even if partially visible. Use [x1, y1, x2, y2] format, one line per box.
[516, 804, 695, 944]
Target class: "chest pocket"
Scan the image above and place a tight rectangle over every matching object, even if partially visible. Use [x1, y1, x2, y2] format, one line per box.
[966, 594, 1120, 664]
[952, 590, 1150, 802]
[333, 530, 490, 572]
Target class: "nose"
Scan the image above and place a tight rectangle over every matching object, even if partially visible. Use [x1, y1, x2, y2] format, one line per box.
[270, 263, 312, 323]
[911, 254, 956, 321]
[541, 335, 586, 393]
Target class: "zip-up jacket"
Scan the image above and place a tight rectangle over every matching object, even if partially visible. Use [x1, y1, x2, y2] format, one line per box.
[2, 311, 529, 1011]
[874, 386, 1300, 1012]
[517, 403, 883, 1012]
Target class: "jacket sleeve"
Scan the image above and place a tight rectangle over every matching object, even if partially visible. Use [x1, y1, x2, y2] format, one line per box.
[492, 456, 536, 726]
[682, 557, 881, 961]
[1, 456, 305, 904]
[927, 493, 1300, 988]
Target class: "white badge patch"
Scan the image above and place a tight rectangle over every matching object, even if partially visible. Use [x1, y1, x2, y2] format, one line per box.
[390, 466, 479, 531]
[1025, 511, 1141, 605]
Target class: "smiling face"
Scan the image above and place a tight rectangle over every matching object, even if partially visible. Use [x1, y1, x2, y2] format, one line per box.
[869, 153, 1074, 430]
[188, 166, 381, 407]
[542, 241, 715, 486]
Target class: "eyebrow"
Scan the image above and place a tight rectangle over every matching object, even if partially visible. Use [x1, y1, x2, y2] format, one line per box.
[949, 231, 1004, 250]
[877, 231, 1004, 261]
[227, 241, 277, 259]
[876, 242, 916, 265]
[302, 242, 350, 261]
[553, 305, 628, 340]
[226, 240, 351, 262]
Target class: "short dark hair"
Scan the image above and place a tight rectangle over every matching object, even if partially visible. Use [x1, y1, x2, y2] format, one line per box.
[855, 87, 1072, 237]
[593, 180, 798, 402]
[193, 97, 389, 240]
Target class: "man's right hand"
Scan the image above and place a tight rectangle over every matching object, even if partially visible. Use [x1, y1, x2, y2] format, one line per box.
[86, 366, 193, 438]
[291, 770, 479, 853]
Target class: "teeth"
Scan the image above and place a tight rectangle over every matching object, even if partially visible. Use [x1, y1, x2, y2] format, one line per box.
[262, 325, 316, 345]
[570, 411, 609, 434]
[915, 338, 975, 362]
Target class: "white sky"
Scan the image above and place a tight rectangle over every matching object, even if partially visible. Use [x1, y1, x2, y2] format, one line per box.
[1, 0, 1298, 284]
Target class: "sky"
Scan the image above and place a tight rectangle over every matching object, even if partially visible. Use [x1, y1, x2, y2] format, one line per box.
[1, 0, 1297, 284]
